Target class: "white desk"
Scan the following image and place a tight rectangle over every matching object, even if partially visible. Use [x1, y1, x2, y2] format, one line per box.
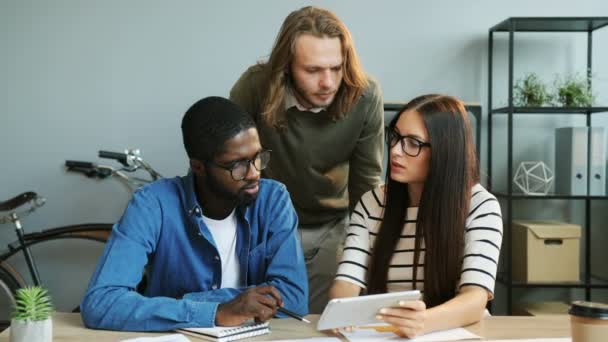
[0, 312, 571, 341]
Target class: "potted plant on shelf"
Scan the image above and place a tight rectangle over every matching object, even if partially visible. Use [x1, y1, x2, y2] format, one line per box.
[10, 286, 53, 342]
[514, 72, 553, 107]
[554, 73, 595, 107]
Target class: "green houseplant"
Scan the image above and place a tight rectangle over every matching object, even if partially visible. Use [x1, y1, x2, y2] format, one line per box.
[554, 73, 595, 107]
[10, 286, 53, 342]
[514, 72, 553, 107]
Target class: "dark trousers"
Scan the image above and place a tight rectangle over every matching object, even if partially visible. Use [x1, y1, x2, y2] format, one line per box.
[299, 215, 348, 314]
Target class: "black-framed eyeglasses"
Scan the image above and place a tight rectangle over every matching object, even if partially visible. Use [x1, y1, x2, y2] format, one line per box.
[386, 128, 431, 157]
[209, 150, 272, 181]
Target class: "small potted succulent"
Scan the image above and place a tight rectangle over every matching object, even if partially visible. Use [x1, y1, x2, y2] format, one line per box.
[554, 73, 595, 107]
[10, 286, 53, 342]
[514, 72, 553, 107]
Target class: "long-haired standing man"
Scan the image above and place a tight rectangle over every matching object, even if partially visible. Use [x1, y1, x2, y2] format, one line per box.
[230, 6, 384, 313]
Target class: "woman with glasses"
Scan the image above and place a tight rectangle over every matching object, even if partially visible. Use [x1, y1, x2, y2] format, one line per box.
[329, 95, 502, 338]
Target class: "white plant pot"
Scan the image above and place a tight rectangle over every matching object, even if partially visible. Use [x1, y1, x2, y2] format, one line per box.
[9, 318, 52, 342]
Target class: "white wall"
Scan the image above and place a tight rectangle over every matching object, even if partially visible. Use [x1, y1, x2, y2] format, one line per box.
[1, 0, 607, 315]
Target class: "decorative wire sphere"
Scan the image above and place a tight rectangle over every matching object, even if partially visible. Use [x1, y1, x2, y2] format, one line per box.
[513, 161, 554, 195]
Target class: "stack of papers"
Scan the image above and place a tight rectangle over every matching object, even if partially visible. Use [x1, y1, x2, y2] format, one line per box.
[478, 340, 570, 342]
[269, 339, 342, 342]
[121, 334, 190, 342]
[341, 324, 481, 342]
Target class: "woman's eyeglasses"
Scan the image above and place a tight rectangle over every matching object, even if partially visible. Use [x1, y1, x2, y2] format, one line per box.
[386, 129, 431, 157]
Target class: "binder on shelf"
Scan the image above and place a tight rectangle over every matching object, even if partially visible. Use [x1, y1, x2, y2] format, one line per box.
[555, 127, 588, 196]
[589, 127, 606, 196]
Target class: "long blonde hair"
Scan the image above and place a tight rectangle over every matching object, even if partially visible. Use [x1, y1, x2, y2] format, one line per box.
[261, 6, 368, 129]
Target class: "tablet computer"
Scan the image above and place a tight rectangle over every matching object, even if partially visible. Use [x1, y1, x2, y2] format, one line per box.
[316, 290, 421, 331]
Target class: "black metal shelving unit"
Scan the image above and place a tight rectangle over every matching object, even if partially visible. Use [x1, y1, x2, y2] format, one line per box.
[488, 17, 608, 315]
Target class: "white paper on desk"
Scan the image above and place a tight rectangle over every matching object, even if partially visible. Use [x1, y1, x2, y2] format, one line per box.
[268, 338, 341, 342]
[342, 324, 481, 342]
[120, 333, 191, 342]
[480, 339, 570, 342]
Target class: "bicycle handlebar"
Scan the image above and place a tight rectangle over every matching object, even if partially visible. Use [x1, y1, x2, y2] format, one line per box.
[65, 148, 162, 189]
[98, 150, 129, 166]
[65, 160, 96, 169]
[65, 160, 112, 179]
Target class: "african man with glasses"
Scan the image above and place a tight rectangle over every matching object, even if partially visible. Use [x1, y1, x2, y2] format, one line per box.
[81, 97, 308, 331]
[329, 95, 502, 339]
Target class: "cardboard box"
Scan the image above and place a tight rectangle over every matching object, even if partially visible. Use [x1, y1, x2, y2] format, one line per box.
[512, 220, 581, 282]
[513, 301, 571, 316]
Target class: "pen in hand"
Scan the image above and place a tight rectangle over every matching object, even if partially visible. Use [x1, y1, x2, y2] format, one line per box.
[277, 306, 311, 323]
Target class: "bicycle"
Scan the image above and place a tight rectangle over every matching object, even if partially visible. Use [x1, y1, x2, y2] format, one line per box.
[0, 149, 162, 329]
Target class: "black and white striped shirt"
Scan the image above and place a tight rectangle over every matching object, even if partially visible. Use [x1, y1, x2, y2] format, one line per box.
[335, 184, 502, 297]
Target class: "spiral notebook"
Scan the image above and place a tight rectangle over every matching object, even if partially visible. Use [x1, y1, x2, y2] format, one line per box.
[177, 321, 270, 342]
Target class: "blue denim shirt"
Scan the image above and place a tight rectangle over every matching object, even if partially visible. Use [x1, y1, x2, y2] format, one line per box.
[80, 173, 308, 331]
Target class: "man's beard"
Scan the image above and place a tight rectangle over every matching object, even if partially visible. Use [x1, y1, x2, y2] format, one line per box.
[293, 86, 333, 109]
[206, 172, 258, 206]
[290, 77, 336, 109]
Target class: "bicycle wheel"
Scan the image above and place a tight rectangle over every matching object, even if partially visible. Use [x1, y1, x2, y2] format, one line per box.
[0, 222, 152, 328]
[0, 223, 112, 326]
[0, 262, 24, 330]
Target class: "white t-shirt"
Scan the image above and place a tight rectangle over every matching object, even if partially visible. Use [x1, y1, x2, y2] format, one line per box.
[336, 184, 502, 297]
[203, 209, 242, 289]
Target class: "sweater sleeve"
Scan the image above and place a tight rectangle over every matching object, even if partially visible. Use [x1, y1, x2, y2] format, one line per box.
[458, 186, 503, 299]
[347, 80, 384, 210]
[230, 65, 264, 121]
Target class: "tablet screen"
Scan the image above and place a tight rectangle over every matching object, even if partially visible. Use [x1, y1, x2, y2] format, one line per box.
[317, 290, 421, 330]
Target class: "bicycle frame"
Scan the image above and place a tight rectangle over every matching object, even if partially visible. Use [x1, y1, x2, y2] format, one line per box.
[0, 148, 161, 316]
[0, 224, 112, 262]
[1, 197, 47, 286]
[0, 223, 113, 330]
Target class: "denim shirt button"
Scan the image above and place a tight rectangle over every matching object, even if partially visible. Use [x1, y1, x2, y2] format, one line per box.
[214, 255, 220, 261]
[211, 284, 218, 290]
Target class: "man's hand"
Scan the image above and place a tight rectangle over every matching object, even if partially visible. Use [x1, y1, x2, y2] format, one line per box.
[376, 300, 427, 338]
[215, 285, 283, 326]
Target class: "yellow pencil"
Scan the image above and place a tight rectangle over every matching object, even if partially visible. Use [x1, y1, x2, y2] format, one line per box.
[358, 325, 398, 333]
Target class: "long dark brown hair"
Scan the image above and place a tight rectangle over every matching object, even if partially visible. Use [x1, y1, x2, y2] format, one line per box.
[367, 95, 479, 308]
[260, 6, 368, 129]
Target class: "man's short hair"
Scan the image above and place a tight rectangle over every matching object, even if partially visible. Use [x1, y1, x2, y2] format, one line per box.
[181, 96, 256, 161]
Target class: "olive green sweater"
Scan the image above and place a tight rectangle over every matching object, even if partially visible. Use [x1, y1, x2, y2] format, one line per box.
[230, 64, 384, 224]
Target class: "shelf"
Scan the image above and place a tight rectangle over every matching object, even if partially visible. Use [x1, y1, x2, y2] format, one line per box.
[497, 275, 608, 289]
[385, 102, 480, 112]
[491, 17, 608, 32]
[491, 107, 608, 115]
[494, 192, 608, 200]
[488, 16, 607, 314]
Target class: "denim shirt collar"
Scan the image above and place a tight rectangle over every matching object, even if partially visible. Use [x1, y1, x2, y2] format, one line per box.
[183, 170, 202, 217]
[181, 171, 253, 283]
[182, 170, 252, 231]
